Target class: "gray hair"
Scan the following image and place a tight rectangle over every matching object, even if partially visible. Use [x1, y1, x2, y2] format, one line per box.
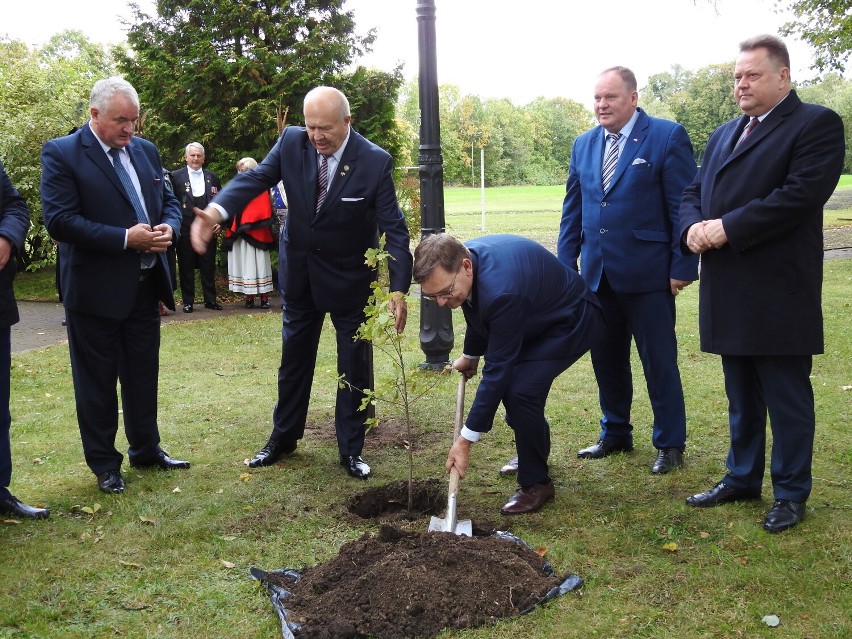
[185, 142, 205, 155]
[304, 86, 351, 120]
[740, 34, 791, 71]
[600, 66, 638, 93]
[236, 157, 257, 172]
[90, 77, 139, 112]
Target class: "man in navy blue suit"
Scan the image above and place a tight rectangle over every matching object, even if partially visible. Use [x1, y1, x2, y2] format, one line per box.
[414, 234, 603, 515]
[0, 161, 49, 519]
[680, 35, 844, 533]
[558, 66, 698, 475]
[42, 77, 189, 494]
[192, 86, 411, 479]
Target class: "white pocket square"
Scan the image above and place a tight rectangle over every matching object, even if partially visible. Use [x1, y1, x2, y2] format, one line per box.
[341, 197, 364, 202]
[631, 158, 648, 165]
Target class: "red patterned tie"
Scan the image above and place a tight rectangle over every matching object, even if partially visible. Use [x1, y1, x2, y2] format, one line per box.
[736, 117, 759, 147]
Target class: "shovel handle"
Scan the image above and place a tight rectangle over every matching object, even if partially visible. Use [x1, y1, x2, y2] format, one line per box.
[453, 375, 466, 440]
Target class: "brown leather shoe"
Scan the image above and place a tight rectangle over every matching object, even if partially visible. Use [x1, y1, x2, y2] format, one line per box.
[500, 481, 555, 515]
[498, 455, 519, 475]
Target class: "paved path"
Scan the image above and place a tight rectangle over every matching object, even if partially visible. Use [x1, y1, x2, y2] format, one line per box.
[11, 296, 283, 355]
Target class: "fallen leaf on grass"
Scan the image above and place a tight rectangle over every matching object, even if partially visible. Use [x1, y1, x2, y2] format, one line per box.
[221, 560, 236, 569]
[841, 385, 851, 391]
[119, 560, 142, 569]
[139, 516, 157, 525]
[663, 542, 678, 552]
[699, 531, 710, 538]
[2, 519, 21, 525]
[535, 546, 548, 557]
[172, 486, 181, 493]
[81, 503, 102, 515]
[122, 602, 151, 611]
[239, 473, 252, 482]
[739, 556, 749, 564]
[761, 614, 780, 627]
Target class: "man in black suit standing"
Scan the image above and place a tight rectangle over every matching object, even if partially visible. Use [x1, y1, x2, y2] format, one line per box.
[192, 86, 411, 479]
[170, 143, 222, 312]
[0, 161, 49, 519]
[679, 35, 845, 532]
[41, 77, 190, 494]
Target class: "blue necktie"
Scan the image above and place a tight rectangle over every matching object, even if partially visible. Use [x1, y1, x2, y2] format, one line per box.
[108, 147, 154, 268]
[602, 132, 622, 191]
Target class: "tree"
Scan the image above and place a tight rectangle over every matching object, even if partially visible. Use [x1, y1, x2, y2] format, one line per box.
[0, 32, 114, 269]
[118, 0, 377, 177]
[779, 0, 852, 74]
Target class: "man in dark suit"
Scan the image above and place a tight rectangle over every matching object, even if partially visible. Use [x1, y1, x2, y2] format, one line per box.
[192, 86, 411, 479]
[680, 35, 844, 533]
[558, 66, 698, 475]
[0, 161, 49, 519]
[170, 143, 222, 312]
[414, 234, 602, 514]
[41, 77, 190, 494]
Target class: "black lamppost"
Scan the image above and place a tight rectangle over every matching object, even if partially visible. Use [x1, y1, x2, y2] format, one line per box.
[416, 0, 453, 369]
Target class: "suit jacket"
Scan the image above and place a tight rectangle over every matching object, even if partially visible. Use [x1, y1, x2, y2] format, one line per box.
[212, 126, 412, 311]
[0, 161, 30, 329]
[41, 124, 182, 318]
[678, 91, 845, 355]
[559, 108, 698, 292]
[461, 235, 599, 433]
[170, 166, 221, 233]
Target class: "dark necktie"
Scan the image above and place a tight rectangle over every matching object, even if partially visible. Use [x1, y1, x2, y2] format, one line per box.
[108, 147, 155, 268]
[315, 154, 329, 214]
[602, 132, 622, 191]
[736, 117, 759, 147]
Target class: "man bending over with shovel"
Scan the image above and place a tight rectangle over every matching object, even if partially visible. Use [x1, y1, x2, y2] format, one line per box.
[414, 234, 603, 515]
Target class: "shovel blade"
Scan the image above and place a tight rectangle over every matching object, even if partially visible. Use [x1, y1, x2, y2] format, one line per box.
[428, 515, 473, 536]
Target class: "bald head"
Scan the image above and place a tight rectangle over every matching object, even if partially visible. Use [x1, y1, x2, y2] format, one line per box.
[304, 86, 352, 156]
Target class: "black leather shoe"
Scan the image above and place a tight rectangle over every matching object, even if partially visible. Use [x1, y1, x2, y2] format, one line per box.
[204, 302, 223, 310]
[340, 455, 371, 479]
[183, 304, 193, 313]
[247, 439, 297, 468]
[97, 470, 125, 494]
[498, 455, 519, 476]
[245, 298, 255, 308]
[651, 448, 684, 474]
[260, 300, 271, 309]
[577, 439, 633, 459]
[763, 499, 805, 533]
[500, 481, 555, 515]
[130, 450, 190, 470]
[685, 481, 761, 507]
[0, 496, 50, 519]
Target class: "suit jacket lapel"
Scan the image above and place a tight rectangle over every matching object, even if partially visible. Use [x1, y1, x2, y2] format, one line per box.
[609, 112, 647, 190]
[126, 142, 158, 223]
[323, 132, 358, 214]
[81, 125, 127, 201]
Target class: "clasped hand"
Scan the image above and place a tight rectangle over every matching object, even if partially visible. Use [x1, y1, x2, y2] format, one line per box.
[128, 223, 172, 253]
[686, 220, 728, 254]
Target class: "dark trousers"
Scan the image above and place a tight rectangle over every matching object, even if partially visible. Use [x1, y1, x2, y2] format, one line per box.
[270, 288, 370, 457]
[506, 299, 604, 487]
[176, 217, 216, 305]
[591, 273, 687, 450]
[66, 276, 163, 475]
[721, 354, 815, 502]
[0, 328, 12, 500]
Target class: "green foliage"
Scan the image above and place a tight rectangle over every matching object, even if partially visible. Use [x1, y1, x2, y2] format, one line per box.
[117, 0, 398, 176]
[779, 0, 852, 74]
[0, 31, 114, 270]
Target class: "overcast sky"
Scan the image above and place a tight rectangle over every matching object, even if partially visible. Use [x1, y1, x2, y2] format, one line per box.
[2, 0, 815, 109]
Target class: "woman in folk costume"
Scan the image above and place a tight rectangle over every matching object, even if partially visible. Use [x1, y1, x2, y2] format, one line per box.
[223, 157, 276, 308]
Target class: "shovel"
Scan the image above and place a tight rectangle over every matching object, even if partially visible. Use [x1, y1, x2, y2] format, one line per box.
[428, 375, 473, 536]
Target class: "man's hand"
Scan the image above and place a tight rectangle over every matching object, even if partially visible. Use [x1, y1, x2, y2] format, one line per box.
[446, 435, 472, 479]
[191, 206, 222, 253]
[702, 219, 728, 249]
[670, 278, 693, 296]
[388, 291, 407, 333]
[127, 224, 171, 253]
[0, 237, 12, 271]
[452, 355, 479, 380]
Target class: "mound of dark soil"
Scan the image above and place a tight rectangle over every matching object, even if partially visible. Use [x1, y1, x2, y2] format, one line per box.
[262, 525, 578, 639]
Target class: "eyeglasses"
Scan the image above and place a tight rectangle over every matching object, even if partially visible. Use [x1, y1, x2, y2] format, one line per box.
[422, 264, 463, 301]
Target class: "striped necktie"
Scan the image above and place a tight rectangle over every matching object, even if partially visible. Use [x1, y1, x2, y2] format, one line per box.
[602, 132, 622, 191]
[108, 148, 155, 268]
[315, 154, 329, 214]
[735, 117, 759, 147]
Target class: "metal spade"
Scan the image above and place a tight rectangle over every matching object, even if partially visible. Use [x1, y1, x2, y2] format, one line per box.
[428, 375, 473, 536]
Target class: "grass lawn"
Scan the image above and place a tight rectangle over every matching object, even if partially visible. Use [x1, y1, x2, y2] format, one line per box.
[3, 185, 851, 638]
